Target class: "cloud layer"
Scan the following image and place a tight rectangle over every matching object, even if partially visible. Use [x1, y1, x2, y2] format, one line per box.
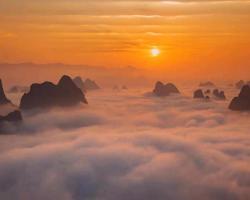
[0, 87, 250, 199]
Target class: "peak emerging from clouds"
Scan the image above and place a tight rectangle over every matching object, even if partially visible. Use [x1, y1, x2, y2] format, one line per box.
[0, 85, 250, 199]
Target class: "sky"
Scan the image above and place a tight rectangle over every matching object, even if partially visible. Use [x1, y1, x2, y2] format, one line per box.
[1, 2, 250, 198]
[0, 0, 250, 79]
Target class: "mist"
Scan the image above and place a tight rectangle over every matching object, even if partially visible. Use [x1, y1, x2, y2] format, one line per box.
[0, 63, 242, 90]
[0, 86, 249, 200]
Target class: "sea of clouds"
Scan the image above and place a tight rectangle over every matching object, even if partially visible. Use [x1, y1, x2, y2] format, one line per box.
[0, 86, 250, 200]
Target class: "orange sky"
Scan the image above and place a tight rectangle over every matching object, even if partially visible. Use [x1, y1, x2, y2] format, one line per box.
[0, 0, 250, 79]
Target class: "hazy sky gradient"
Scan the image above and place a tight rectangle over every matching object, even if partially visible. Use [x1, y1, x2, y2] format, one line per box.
[0, 0, 250, 79]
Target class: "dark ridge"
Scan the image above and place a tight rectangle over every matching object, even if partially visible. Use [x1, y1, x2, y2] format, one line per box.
[199, 81, 215, 87]
[73, 76, 87, 93]
[235, 80, 245, 89]
[8, 85, 29, 94]
[229, 85, 250, 111]
[153, 81, 180, 97]
[204, 89, 211, 94]
[122, 85, 128, 90]
[193, 89, 205, 99]
[0, 110, 22, 123]
[0, 79, 11, 105]
[84, 79, 100, 90]
[213, 89, 226, 100]
[20, 75, 87, 110]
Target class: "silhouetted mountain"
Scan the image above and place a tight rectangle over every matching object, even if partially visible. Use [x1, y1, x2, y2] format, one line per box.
[204, 89, 211, 94]
[8, 85, 29, 93]
[73, 76, 87, 93]
[0, 110, 22, 123]
[193, 89, 205, 99]
[0, 80, 11, 105]
[235, 80, 245, 89]
[20, 75, 87, 110]
[153, 81, 180, 97]
[199, 81, 215, 87]
[229, 85, 250, 111]
[84, 79, 100, 90]
[122, 85, 128, 90]
[213, 89, 226, 100]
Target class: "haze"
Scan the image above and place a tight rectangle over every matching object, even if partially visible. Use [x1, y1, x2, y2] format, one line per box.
[1, 0, 250, 80]
[0, 1, 250, 200]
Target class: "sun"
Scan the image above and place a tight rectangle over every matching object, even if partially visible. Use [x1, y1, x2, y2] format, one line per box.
[151, 47, 160, 57]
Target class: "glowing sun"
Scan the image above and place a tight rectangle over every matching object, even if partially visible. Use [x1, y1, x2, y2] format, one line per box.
[151, 47, 160, 57]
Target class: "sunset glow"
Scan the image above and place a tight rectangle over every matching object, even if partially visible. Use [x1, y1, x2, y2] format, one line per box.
[0, 1, 250, 200]
[0, 0, 250, 79]
[151, 47, 160, 57]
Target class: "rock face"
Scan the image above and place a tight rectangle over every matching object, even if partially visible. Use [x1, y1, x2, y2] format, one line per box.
[8, 85, 29, 93]
[73, 76, 87, 93]
[84, 79, 100, 90]
[8, 86, 29, 93]
[0, 110, 22, 123]
[73, 76, 100, 92]
[193, 89, 205, 99]
[153, 81, 180, 97]
[0, 80, 11, 105]
[204, 89, 211, 94]
[20, 75, 88, 110]
[235, 80, 245, 89]
[122, 85, 128, 90]
[213, 89, 226, 100]
[229, 85, 250, 111]
[199, 81, 215, 87]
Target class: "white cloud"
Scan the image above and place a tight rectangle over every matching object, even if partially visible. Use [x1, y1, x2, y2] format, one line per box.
[0, 87, 249, 199]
